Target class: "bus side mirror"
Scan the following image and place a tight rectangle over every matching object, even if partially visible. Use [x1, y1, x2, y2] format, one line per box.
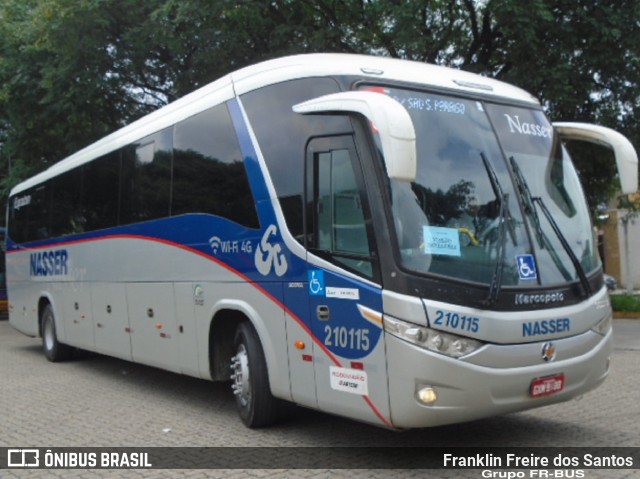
[553, 122, 639, 194]
[293, 91, 417, 182]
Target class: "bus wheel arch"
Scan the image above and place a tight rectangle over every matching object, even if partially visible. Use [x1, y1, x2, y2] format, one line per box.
[39, 301, 72, 362]
[231, 321, 279, 428]
[208, 309, 246, 381]
[37, 296, 53, 337]
[208, 307, 279, 427]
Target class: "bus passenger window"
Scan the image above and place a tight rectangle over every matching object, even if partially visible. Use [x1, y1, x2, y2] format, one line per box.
[173, 103, 259, 228]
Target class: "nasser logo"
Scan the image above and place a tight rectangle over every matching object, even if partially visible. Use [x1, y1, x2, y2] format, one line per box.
[541, 342, 556, 362]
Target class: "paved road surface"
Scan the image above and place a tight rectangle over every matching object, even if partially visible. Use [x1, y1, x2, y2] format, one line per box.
[1, 318, 638, 478]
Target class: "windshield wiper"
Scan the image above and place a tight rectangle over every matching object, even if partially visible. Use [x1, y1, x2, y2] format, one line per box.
[478, 153, 514, 306]
[509, 156, 592, 297]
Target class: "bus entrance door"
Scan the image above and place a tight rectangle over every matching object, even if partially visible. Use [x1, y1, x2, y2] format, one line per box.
[305, 136, 390, 426]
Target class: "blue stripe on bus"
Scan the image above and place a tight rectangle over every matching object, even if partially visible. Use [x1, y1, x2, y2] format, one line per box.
[7, 213, 301, 278]
[227, 98, 278, 226]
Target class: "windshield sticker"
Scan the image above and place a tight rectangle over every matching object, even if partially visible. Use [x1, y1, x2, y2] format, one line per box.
[423, 226, 461, 256]
[366, 86, 469, 117]
[516, 254, 538, 280]
[396, 96, 467, 116]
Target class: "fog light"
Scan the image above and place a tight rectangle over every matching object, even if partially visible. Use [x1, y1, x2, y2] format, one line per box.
[417, 386, 438, 405]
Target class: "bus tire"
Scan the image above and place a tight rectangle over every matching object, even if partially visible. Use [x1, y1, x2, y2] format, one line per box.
[41, 304, 72, 362]
[230, 321, 279, 428]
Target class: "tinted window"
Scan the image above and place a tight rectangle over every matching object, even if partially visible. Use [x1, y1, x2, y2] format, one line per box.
[10, 101, 267, 243]
[120, 128, 173, 224]
[82, 151, 120, 231]
[9, 192, 30, 243]
[173, 103, 259, 228]
[242, 78, 350, 241]
[51, 168, 84, 237]
[9, 183, 52, 243]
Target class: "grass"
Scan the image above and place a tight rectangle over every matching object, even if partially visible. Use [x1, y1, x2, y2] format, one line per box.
[610, 293, 640, 312]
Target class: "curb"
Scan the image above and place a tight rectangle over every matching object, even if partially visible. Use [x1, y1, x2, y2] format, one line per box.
[613, 311, 640, 319]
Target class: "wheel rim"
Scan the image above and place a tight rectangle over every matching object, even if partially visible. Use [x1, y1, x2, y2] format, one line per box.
[230, 344, 251, 407]
[43, 316, 54, 352]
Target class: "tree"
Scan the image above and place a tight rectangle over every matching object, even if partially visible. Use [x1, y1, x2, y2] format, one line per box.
[469, 1, 640, 213]
[1, 0, 639, 213]
[0, 0, 158, 197]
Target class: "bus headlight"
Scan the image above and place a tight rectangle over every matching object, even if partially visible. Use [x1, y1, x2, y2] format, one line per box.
[384, 316, 484, 358]
[591, 313, 613, 336]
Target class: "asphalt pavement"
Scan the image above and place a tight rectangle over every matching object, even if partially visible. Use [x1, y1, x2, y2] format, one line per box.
[611, 318, 640, 350]
[0, 317, 638, 479]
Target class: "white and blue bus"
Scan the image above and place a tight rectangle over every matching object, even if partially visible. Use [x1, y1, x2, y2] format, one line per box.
[0, 227, 6, 317]
[6, 54, 638, 429]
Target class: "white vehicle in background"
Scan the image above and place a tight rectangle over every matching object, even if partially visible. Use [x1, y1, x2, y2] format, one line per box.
[6, 54, 637, 428]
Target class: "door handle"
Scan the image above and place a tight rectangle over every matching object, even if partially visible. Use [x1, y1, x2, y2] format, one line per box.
[316, 305, 330, 321]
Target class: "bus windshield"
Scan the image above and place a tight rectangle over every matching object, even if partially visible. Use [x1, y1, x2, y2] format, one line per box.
[381, 87, 599, 287]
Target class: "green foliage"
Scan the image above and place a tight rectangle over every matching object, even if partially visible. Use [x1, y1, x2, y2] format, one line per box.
[610, 293, 640, 313]
[0, 157, 37, 200]
[1, 0, 639, 215]
[563, 140, 618, 216]
[0, 0, 156, 168]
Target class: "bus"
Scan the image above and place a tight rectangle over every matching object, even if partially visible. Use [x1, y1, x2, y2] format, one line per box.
[0, 227, 6, 317]
[6, 54, 638, 429]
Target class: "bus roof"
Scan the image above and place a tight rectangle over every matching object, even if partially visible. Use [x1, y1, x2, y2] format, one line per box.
[11, 53, 539, 196]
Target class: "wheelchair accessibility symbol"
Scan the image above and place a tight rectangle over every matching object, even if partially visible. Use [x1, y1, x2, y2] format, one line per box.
[516, 254, 537, 280]
[309, 270, 325, 296]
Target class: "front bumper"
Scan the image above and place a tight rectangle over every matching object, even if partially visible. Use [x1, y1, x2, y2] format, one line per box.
[386, 328, 611, 428]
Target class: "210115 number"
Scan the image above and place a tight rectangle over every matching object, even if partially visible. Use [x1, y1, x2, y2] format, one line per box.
[324, 326, 370, 351]
[434, 310, 480, 333]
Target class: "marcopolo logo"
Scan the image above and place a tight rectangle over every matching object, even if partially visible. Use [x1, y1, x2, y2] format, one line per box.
[515, 291, 565, 306]
[504, 114, 553, 139]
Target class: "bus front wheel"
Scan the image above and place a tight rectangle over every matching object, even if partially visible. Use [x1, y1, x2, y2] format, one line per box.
[41, 305, 72, 362]
[230, 321, 279, 428]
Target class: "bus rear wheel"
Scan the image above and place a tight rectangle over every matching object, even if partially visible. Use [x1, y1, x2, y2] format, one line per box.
[230, 321, 279, 428]
[41, 304, 72, 362]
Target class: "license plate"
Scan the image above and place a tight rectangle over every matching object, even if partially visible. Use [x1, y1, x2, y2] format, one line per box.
[530, 373, 565, 398]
